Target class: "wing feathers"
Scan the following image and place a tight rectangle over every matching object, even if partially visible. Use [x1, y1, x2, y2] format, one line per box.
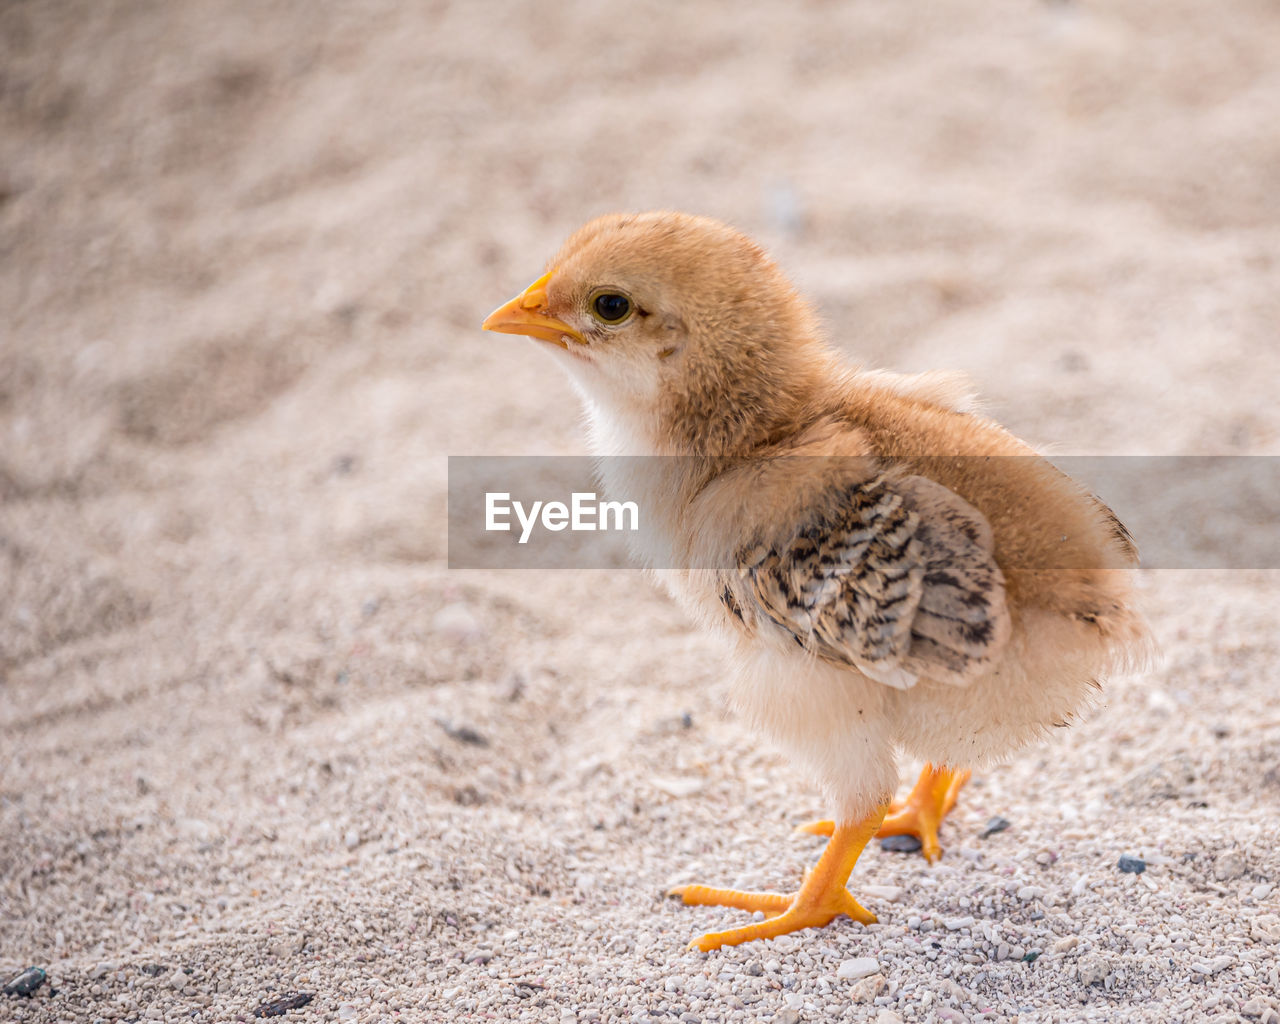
[739, 472, 1009, 688]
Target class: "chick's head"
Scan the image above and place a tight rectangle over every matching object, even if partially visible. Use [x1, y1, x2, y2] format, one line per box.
[483, 211, 829, 454]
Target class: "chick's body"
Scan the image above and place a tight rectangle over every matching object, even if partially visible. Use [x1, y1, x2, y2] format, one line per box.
[484, 211, 1150, 951]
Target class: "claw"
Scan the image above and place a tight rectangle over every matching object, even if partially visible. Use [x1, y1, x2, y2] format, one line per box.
[672, 805, 888, 950]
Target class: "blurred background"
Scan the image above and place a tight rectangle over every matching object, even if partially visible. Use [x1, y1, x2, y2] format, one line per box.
[3, 1, 1279, 1021]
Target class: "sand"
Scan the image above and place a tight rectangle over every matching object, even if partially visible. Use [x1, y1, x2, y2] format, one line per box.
[2, 1, 1279, 1022]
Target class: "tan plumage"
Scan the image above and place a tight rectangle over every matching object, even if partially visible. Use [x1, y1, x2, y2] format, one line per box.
[483, 211, 1151, 951]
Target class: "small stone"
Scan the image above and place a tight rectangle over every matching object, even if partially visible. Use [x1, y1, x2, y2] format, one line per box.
[1017, 886, 1046, 901]
[837, 957, 880, 980]
[1035, 850, 1057, 866]
[979, 816, 1011, 839]
[1250, 915, 1280, 943]
[3, 967, 47, 997]
[850, 974, 885, 1003]
[1022, 949, 1042, 963]
[1191, 956, 1234, 975]
[880, 834, 922, 853]
[145, 1009, 163, 1020]
[945, 916, 975, 931]
[863, 884, 904, 902]
[1118, 855, 1147, 874]
[996, 943, 1011, 961]
[1078, 955, 1108, 986]
[745, 961, 764, 976]
[774, 1011, 801, 1024]
[253, 993, 315, 1018]
[464, 949, 493, 964]
[433, 603, 484, 639]
[344, 830, 361, 850]
[1242, 999, 1267, 1019]
[651, 777, 705, 798]
[1252, 883, 1274, 900]
[1213, 850, 1246, 881]
[876, 1011, 904, 1024]
[1051, 935, 1080, 954]
[337, 1005, 359, 1021]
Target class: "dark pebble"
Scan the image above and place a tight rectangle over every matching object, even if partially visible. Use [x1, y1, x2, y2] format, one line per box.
[253, 993, 314, 1017]
[3, 967, 47, 997]
[880, 834, 923, 853]
[1022, 949, 1042, 963]
[979, 816, 1011, 839]
[1118, 855, 1147, 874]
[435, 718, 489, 747]
[745, 961, 764, 976]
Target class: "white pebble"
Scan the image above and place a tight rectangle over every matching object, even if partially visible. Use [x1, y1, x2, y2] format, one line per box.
[1017, 885, 1046, 901]
[1214, 851, 1246, 881]
[1192, 956, 1234, 975]
[837, 957, 880, 980]
[432, 603, 484, 639]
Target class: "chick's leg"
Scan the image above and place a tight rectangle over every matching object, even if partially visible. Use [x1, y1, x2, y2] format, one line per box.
[795, 764, 969, 864]
[669, 805, 887, 952]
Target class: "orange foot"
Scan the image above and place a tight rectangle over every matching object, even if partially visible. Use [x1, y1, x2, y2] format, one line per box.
[796, 764, 970, 864]
[669, 806, 887, 951]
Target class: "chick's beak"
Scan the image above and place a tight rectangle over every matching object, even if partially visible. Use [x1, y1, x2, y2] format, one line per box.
[481, 271, 585, 349]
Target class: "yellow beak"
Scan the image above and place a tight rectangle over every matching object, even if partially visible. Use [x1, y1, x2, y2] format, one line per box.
[481, 271, 585, 349]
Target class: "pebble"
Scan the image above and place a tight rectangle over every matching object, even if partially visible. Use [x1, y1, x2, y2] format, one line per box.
[880, 834, 922, 853]
[337, 1005, 359, 1021]
[2, 967, 47, 997]
[863, 884, 904, 902]
[849, 974, 885, 1003]
[1192, 956, 1234, 975]
[979, 816, 1011, 839]
[252, 993, 315, 1018]
[876, 1011, 904, 1024]
[836, 957, 880, 980]
[432, 602, 484, 639]
[944, 916, 975, 931]
[1251, 883, 1273, 900]
[1017, 885, 1046, 901]
[1118, 855, 1147, 874]
[1213, 850, 1246, 880]
[1078, 955, 1108, 986]
[1250, 915, 1280, 942]
[774, 1011, 801, 1024]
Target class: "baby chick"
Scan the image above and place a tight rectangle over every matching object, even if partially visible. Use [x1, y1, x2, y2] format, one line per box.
[482, 211, 1150, 951]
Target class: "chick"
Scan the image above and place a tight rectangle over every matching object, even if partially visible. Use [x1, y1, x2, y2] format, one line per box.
[482, 211, 1150, 952]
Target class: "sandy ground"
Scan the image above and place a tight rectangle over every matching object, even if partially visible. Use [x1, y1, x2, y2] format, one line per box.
[3, 2, 1280, 1022]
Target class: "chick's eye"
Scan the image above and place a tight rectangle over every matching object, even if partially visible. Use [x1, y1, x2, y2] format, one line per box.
[592, 293, 631, 323]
